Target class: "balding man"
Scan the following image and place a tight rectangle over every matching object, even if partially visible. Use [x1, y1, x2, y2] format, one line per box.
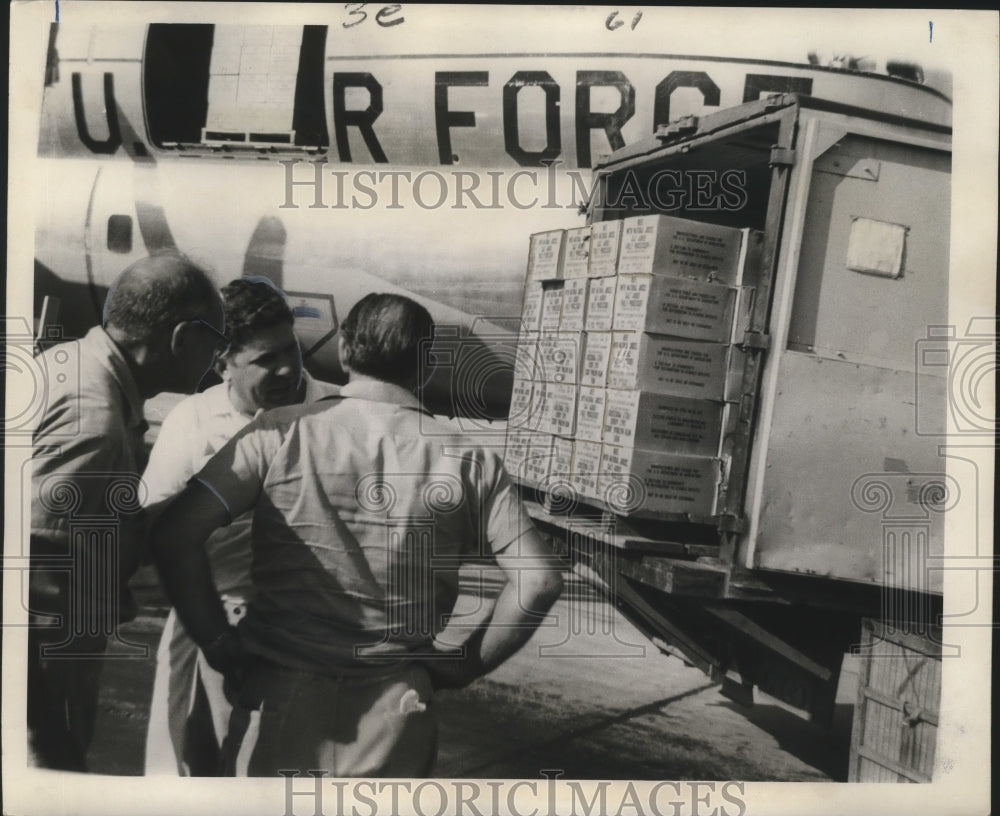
[29, 252, 226, 771]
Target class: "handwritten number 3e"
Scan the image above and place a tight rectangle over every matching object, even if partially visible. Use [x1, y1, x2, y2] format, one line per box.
[343, 3, 405, 29]
[606, 10, 643, 31]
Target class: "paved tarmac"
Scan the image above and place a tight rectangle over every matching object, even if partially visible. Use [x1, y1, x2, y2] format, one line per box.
[74, 392, 859, 781]
[88, 569, 855, 780]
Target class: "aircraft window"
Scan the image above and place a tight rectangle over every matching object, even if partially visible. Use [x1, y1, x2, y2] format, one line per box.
[107, 215, 133, 254]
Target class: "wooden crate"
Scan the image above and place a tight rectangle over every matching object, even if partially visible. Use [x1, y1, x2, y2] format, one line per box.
[848, 618, 941, 782]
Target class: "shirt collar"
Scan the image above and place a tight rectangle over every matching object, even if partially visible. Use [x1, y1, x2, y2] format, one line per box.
[302, 371, 344, 402]
[340, 378, 425, 410]
[87, 326, 146, 431]
[219, 371, 337, 418]
[209, 381, 242, 417]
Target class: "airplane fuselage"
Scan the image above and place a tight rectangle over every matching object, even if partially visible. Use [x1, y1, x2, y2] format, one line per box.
[34, 18, 952, 415]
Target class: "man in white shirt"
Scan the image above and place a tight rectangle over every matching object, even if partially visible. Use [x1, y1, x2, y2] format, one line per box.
[142, 277, 339, 775]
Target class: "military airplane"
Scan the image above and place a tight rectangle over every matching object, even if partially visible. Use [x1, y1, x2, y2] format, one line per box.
[31, 8, 951, 417]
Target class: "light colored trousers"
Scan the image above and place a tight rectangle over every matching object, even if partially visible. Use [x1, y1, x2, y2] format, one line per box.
[144, 603, 244, 775]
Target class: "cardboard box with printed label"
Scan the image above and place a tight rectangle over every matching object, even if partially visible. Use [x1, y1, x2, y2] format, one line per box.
[589, 220, 623, 278]
[580, 331, 612, 388]
[537, 332, 581, 385]
[520, 281, 544, 332]
[507, 372, 545, 432]
[540, 382, 577, 437]
[598, 445, 721, 517]
[527, 229, 566, 281]
[585, 276, 618, 331]
[502, 429, 536, 482]
[602, 390, 724, 456]
[523, 433, 556, 486]
[608, 332, 728, 399]
[549, 436, 575, 483]
[562, 226, 592, 278]
[575, 386, 608, 443]
[613, 275, 737, 342]
[617, 215, 743, 283]
[571, 440, 604, 500]
[513, 331, 541, 381]
[540, 283, 564, 331]
[560, 278, 589, 331]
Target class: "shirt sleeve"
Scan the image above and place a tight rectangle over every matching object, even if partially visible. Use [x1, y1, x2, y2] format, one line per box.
[31, 402, 142, 544]
[192, 414, 286, 523]
[482, 456, 541, 556]
[141, 399, 199, 507]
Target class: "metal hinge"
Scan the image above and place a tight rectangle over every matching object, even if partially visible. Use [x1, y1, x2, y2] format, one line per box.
[769, 146, 796, 168]
[740, 330, 771, 351]
[762, 93, 790, 112]
[655, 115, 699, 140]
[718, 514, 747, 534]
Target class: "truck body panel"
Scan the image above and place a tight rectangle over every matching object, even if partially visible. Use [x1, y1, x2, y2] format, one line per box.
[517, 92, 951, 727]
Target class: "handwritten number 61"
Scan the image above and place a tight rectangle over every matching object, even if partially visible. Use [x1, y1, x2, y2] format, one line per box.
[606, 10, 643, 31]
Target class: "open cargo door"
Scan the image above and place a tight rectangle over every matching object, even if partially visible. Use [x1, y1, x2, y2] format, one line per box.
[744, 102, 952, 603]
[518, 95, 951, 721]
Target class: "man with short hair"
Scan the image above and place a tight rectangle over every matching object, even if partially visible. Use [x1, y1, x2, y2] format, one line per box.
[142, 277, 340, 776]
[151, 292, 563, 777]
[29, 252, 226, 771]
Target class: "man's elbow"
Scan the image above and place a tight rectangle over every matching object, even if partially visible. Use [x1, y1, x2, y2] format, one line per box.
[522, 566, 564, 611]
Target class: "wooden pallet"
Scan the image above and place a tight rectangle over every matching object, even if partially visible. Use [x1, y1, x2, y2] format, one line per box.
[519, 479, 722, 556]
[848, 619, 942, 782]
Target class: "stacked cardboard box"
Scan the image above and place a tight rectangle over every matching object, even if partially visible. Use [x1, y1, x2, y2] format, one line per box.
[506, 216, 760, 517]
[617, 214, 743, 282]
[562, 226, 592, 279]
[527, 229, 566, 281]
[520, 281, 544, 332]
[506, 229, 570, 487]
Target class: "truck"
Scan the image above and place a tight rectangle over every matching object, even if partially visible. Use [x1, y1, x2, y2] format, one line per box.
[14, 8, 969, 784]
[508, 91, 951, 782]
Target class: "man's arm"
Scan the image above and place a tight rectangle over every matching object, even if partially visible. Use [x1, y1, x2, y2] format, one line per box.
[149, 482, 234, 649]
[140, 400, 203, 529]
[425, 528, 563, 689]
[32, 406, 148, 613]
[142, 403, 199, 508]
[150, 416, 276, 679]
